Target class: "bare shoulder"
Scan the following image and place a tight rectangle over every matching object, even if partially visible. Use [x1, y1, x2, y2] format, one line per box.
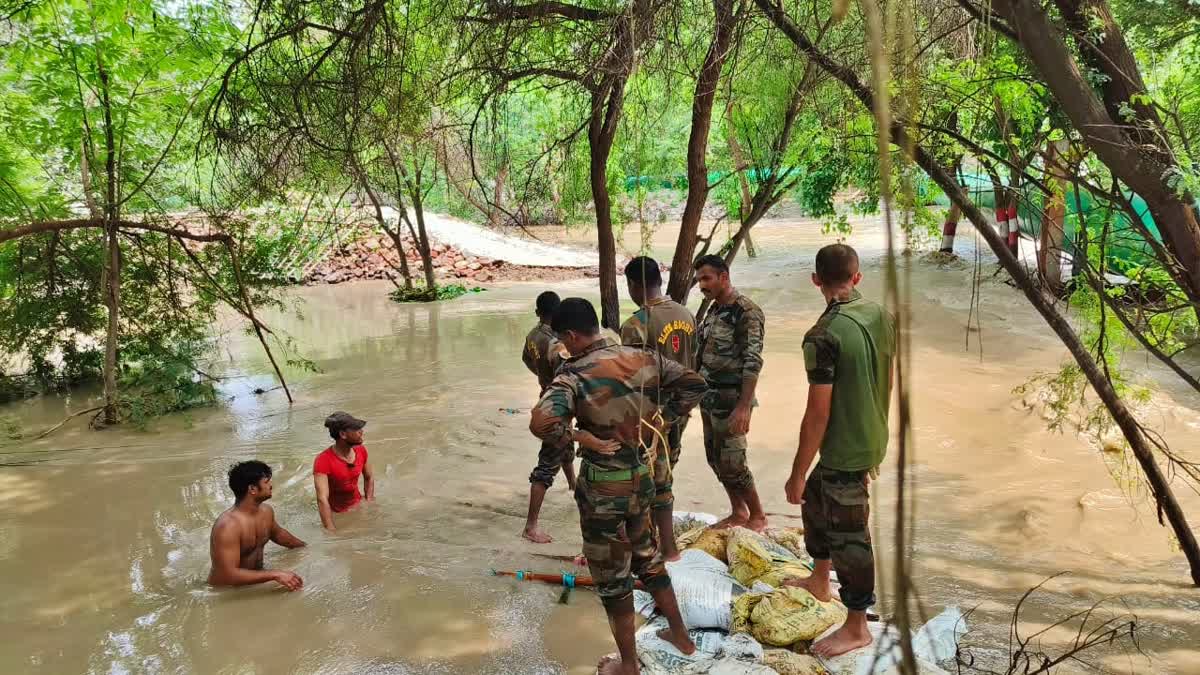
[211, 510, 241, 539]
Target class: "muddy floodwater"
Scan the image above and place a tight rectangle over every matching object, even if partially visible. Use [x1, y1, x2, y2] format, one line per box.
[2, 217, 1198, 674]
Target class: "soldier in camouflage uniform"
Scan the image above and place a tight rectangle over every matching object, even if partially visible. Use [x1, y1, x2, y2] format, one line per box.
[784, 244, 895, 659]
[531, 298, 702, 675]
[693, 254, 769, 531]
[620, 256, 696, 561]
[520, 291, 576, 544]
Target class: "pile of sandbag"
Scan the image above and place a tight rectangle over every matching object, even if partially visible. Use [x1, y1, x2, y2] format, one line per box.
[725, 528, 815, 589]
[627, 515, 967, 675]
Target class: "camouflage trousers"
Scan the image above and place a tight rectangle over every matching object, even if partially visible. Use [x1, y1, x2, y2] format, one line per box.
[801, 464, 876, 611]
[529, 440, 574, 487]
[574, 463, 672, 604]
[648, 416, 688, 511]
[700, 389, 755, 491]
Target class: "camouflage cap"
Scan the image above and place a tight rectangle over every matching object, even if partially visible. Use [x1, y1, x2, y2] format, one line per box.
[324, 411, 366, 434]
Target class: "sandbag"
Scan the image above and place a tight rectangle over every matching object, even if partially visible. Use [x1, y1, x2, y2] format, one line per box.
[764, 527, 807, 560]
[636, 617, 776, 675]
[755, 561, 813, 589]
[717, 631, 765, 662]
[687, 527, 732, 563]
[762, 649, 829, 675]
[730, 591, 763, 636]
[726, 528, 775, 586]
[635, 549, 744, 630]
[674, 511, 720, 539]
[747, 587, 847, 647]
[678, 525, 709, 550]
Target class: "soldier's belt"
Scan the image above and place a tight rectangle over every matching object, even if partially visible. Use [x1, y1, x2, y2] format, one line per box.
[584, 463, 650, 483]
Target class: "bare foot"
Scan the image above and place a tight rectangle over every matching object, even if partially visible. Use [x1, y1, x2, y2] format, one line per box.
[657, 627, 697, 656]
[521, 527, 553, 544]
[573, 554, 588, 567]
[712, 512, 749, 530]
[745, 515, 769, 532]
[596, 654, 638, 675]
[811, 622, 873, 658]
[782, 575, 833, 602]
[662, 550, 682, 563]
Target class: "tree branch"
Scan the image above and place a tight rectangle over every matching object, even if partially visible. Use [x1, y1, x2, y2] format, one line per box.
[463, 1, 616, 23]
[954, 0, 1019, 41]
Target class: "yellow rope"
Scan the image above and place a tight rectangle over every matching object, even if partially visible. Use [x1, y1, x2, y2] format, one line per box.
[639, 409, 670, 480]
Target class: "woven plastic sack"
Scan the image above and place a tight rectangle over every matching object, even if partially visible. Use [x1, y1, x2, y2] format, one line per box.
[755, 561, 813, 589]
[730, 591, 764, 635]
[687, 527, 732, 563]
[764, 527, 808, 559]
[762, 649, 829, 675]
[726, 528, 774, 586]
[748, 587, 847, 647]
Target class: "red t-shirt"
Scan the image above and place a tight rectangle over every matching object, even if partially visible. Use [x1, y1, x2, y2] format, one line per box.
[313, 445, 367, 512]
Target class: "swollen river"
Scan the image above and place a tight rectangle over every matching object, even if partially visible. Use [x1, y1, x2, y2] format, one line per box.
[1, 216, 1197, 674]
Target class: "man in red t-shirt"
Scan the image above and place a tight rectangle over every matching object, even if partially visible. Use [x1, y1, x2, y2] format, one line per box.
[314, 412, 375, 532]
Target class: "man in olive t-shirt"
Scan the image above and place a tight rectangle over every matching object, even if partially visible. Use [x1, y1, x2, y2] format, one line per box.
[620, 256, 697, 561]
[784, 243, 895, 659]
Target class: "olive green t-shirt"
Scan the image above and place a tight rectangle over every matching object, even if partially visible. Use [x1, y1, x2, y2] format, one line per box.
[802, 290, 895, 472]
[620, 296, 697, 370]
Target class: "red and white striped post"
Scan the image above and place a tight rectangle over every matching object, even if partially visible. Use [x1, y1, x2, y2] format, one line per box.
[939, 203, 962, 253]
[1005, 205, 1020, 255]
[996, 204, 1013, 255]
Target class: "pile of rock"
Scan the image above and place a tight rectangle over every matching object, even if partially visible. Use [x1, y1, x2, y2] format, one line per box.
[302, 228, 599, 286]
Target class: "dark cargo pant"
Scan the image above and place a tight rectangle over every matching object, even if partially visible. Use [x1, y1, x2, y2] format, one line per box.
[700, 389, 755, 491]
[575, 463, 672, 605]
[529, 440, 574, 487]
[801, 464, 876, 611]
[650, 416, 688, 511]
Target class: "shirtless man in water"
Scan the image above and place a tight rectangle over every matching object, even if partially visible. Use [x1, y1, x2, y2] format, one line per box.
[208, 460, 307, 590]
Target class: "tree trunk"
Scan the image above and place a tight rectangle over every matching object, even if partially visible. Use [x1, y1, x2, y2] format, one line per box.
[754, 0, 1200, 587]
[410, 183, 436, 290]
[667, 0, 738, 302]
[382, 140, 437, 291]
[103, 219, 119, 424]
[491, 166, 508, 227]
[80, 135, 99, 220]
[992, 0, 1200, 308]
[1039, 141, 1069, 294]
[97, 49, 120, 425]
[357, 169, 414, 290]
[589, 83, 625, 330]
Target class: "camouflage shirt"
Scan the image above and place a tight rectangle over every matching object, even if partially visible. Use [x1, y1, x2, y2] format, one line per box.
[522, 323, 565, 393]
[696, 291, 766, 388]
[620, 296, 697, 370]
[530, 337, 707, 472]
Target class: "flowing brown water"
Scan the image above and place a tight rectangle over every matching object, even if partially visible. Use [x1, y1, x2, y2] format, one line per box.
[1, 217, 1197, 674]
